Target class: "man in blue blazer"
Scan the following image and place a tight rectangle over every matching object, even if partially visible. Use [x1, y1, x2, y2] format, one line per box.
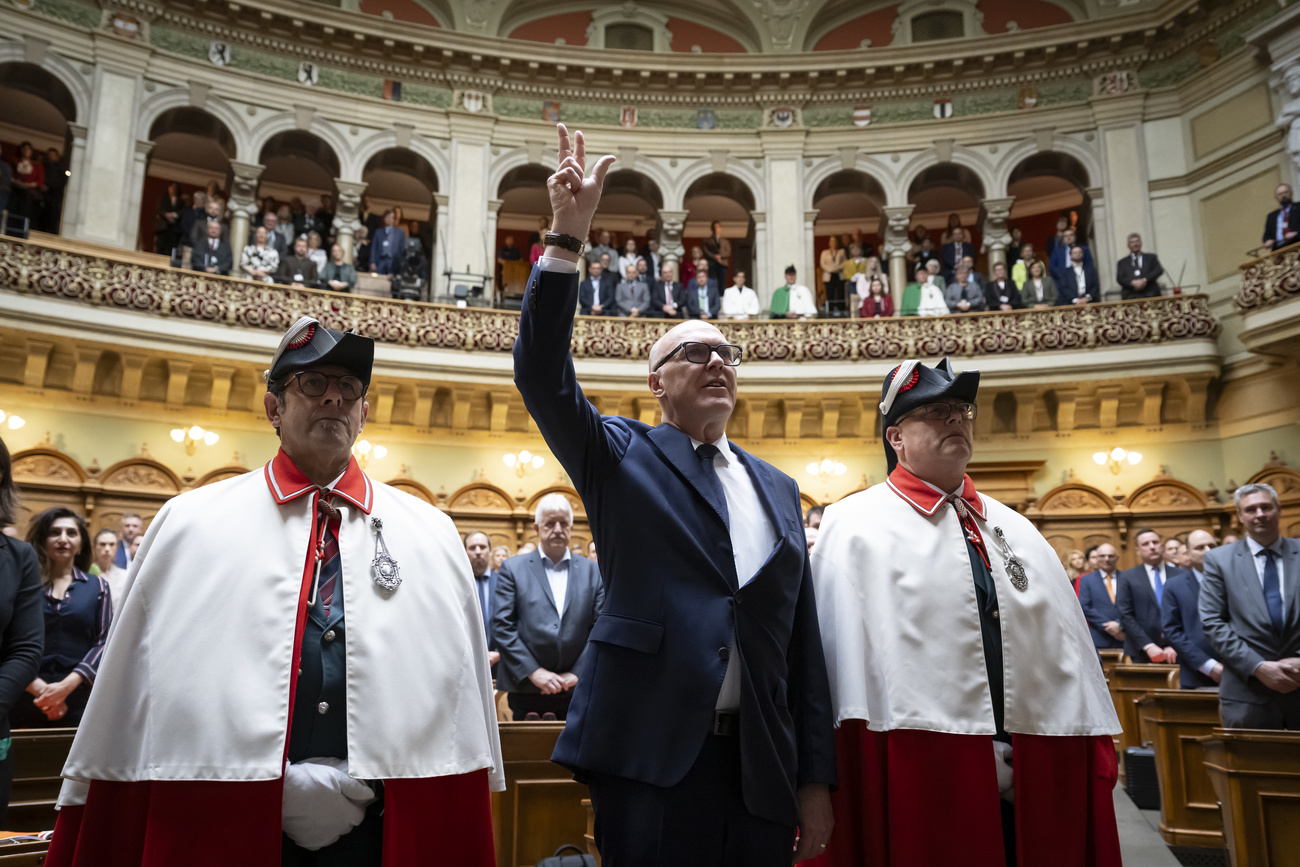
[513, 125, 835, 865]
[370, 209, 406, 275]
[1048, 227, 1095, 283]
[1161, 529, 1222, 689]
[579, 260, 615, 315]
[465, 531, 500, 672]
[940, 226, 975, 282]
[1078, 542, 1124, 650]
[684, 269, 721, 319]
[1056, 245, 1101, 306]
[1117, 528, 1188, 663]
[492, 494, 604, 720]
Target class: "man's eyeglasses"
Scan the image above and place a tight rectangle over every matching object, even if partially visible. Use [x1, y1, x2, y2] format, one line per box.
[902, 402, 978, 422]
[652, 341, 743, 372]
[284, 371, 366, 401]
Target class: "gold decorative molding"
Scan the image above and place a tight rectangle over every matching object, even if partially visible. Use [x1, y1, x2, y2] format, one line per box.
[1237, 246, 1300, 312]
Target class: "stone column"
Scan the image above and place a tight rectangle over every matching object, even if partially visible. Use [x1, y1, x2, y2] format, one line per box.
[122, 139, 153, 250]
[1091, 91, 1152, 295]
[657, 208, 690, 281]
[227, 161, 265, 256]
[332, 179, 366, 264]
[62, 123, 89, 239]
[486, 198, 503, 304]
[750, 210, 769, 305]
[1249, 4, 1300, 184]
[446, 112, 496, 288]
[980, 196, 1016, 270]
[803, 209, 819, 297]
[881, 205, 916, 305]
[759, 131, 809, 304]
[430, 193, 450, 296]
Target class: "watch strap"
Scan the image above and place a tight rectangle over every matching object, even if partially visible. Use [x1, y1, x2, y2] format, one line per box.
[544, 232, 585, 255]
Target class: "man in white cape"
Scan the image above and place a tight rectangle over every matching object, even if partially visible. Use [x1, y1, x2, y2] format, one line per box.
[47, 317, 503, 867]
[807, 358, 1123, 867]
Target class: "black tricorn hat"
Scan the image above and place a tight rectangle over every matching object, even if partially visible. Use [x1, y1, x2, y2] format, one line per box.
[879, 357, 980, 473]
[265, 316, 374, 391]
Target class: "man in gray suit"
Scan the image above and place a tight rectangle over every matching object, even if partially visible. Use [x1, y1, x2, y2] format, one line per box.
[615, 264, 650, 318]
[493, 492, 605, 720]
[1200, 482, 1300, 729]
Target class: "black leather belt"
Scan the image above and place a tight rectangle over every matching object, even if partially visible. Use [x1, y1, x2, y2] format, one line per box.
[712, 711, 739, 737]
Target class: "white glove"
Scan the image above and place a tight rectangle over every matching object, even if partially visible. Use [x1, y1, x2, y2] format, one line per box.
[282, 758, 378, 850]
[992, 741, 1014, 802]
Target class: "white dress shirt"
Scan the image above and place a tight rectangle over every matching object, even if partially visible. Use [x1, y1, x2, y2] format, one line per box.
[540, 548, 571, 617]
[691, 432, 777, 711]
[1246, 536, 1286, 599]
[1073, 264, 1087, 296]
[721, 286, 760, 318]
[787, 283, 818, 317]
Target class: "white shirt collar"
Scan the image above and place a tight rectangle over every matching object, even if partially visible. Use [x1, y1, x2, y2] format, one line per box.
[689, 431, 734, 467]
[1247, 536, 1282, 558]
[541, 548, 571, 570]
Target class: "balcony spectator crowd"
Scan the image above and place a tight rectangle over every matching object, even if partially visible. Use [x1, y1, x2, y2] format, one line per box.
[2, 142, 69, 235]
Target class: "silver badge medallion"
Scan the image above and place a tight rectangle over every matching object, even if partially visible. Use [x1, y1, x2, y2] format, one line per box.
[370, 517, 401, 592]
[993, 527, 1029, 592]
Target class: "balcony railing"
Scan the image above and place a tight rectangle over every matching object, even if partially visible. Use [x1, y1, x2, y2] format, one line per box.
[1237, 246, 1300, 312]
[0, 236, 1219, 362]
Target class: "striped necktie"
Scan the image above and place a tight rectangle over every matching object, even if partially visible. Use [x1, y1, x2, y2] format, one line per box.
[316, 497, 341, 617]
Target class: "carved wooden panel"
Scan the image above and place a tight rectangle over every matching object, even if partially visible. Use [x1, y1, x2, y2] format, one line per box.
[524, 486, 587, 518]
[1125, 478, 1207, 512]
[385, 476, 436, 505]
[448, 483, 515, 513]
[195, 466, 251, 487]
[11, 448, 86, 486]
[99, 458, 182, 494]
[1037, 483, 1114, 514]
[1249, 467, 1300, 501]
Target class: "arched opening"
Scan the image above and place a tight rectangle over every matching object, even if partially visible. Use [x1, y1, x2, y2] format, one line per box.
[1006, 152, 1093, 278]
[683, 172, 756, 292]
[361, 147, 439, 286]
[495, 163, 553, 300]
[257, 130, 342, 256]
[0, 62, 76, 234]
[593, 169, 664, 284]
[907, 163, 986, 278]
[141, 106, 237, 255]
[812, 169, 887, 311]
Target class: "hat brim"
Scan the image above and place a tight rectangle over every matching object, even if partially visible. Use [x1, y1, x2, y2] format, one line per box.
[271, 331, 374, 389]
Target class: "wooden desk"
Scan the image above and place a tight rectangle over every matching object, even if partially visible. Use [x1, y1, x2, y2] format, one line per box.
[1203, 728, 1300, 867]
[7, 728, 75, 832]
[500, 260, 530, 305]
[1108, 663, 1178, 779]
[1099, 649, 1124, 682]
[493, 722, 590, 867]
[0, 840, 50, 864]
[1137, 689, 1224, 849]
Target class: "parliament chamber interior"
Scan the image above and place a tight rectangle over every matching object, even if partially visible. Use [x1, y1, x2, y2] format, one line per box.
[2, 0, 1300, 863]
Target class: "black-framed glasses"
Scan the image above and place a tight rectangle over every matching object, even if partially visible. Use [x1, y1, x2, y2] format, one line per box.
[285, 371, 366, 401]
[652, 341, 743, 372]
[903, 402, 978, 422]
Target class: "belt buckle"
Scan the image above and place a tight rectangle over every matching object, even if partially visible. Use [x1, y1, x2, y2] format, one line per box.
[712, 711, 738, 737]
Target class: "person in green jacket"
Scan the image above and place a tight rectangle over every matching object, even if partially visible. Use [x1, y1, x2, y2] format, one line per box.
[769, 265, 818, 318]
[899, 264, 928, 316]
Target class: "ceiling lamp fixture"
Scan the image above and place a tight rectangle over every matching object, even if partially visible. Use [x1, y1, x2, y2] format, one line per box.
[806, 458, 847, 480]
[0, 410, 25, 430]
[1093, 447, 1142, 475]
[171, 425, 219, 456]
[504, 449, 545, 477]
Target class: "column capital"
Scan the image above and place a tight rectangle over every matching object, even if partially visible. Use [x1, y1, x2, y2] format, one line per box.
[1089, 91, 1147, 126]
[881, 205, 915, 258]
[134, 139, 154, 158]
[980, 196, 1016, 253]
[749, 210, 767, 227]
[487, 198, 504, 215]
[332, 178, 366, 237]
[433, 193, 450, 209]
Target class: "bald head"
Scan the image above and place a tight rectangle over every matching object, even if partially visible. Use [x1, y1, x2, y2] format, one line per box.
[648, 320, 727, 373]
[647, 319, 737, 444]
[1186, 529, 1216, 572]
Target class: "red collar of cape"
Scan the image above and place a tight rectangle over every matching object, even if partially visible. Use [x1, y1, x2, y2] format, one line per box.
[887, 464, 985, 521]
[263, 447, 373, 514]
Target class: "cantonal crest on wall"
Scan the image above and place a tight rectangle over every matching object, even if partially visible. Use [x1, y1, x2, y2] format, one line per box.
[461, 89, 486, 112]
[853, 105, 872, 127]
[542, 101, 561, 122]
[208, 41, 231, 66]
[297, 62, 319, 86]
[933, 98, 953, 119]
[696, 108, 716, 130]
[767, 106, 798, 129]
[619, 105, 638, 128]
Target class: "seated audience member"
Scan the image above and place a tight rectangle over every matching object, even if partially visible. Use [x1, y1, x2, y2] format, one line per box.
[276, 235, 320, 289]
[1161, 529, 1222, 688]
[899, 264, 929, 316]
[492, 494, 604, 721]
[90, 529, 128, 617]
[916, 262, 949, 316]
[490, 545, 511, 573]
[321, 243, 357, 292]
[721, 271, 760, 320]
[305, 230, 327, 273]
[1263, 183, 1300, 251]
[188, 197, 228, 250]
[945, 266, 986, 313]
[371, 210, 407, 275]
[769, 266, 817, 319]
[1057, 245, 1101, 306]
[579, 260, 613, 316]
[842, 243, 869, 286]
[1021, 259, 1057, 308]
[984, 261, 1023, 311]
[1011, 243, 1036, 288]
[240, 226, 279, 283]
[941, 226, 975, 282]
[859, 276, 893, 318]
[615, 265, 650, 317]
[11, 508, 111, 728]
[617, 238, 643, 279]
[1117, 528, 1186, 664]
[191, 220, 233, 276]
[498, 234, 522, 262]
[585, 228, 616, 268]
[257, 212, 288, 260]
[687, 269, 721, 320]
[1201, 484, 1300, 729]
[960, 255, 986, 293]
[648, 263, 685, 319]
[1078, 543, 1124, 650]
[1048, 228, 1095, 284]
[1116, 233, 1165, 300]
[353, 224, 371, 272]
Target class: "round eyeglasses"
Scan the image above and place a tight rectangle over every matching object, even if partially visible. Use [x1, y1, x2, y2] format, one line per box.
[284, 371, 366, 401]
[903, 402, 978, 422]
[652, 341, 743, 372]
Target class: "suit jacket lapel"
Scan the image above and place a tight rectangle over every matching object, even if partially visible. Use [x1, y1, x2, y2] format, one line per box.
[647, 424, 729, 531]
[1233, 543, 1272, 624]
[530, 552, 558, 612]
[1284, 538, 1300, 621]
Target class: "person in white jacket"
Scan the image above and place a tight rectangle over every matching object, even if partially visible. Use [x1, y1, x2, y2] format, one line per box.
[720, 270, 761, 320]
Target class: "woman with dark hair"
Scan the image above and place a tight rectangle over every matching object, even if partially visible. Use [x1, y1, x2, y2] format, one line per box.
[11, 507, 111, 728]
[10, 142, 45, 221]
[0, 439, 45, 825]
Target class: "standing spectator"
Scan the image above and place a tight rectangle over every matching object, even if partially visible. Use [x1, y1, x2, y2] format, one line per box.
[276, 235, 319, 288]
[1057, 245, 1101, 306]
[1262, 183, 1300, 251]
[940, 226, 974, 283]
[641, 237, 662, 278]
[1079, 543, 1125, 651]
[191, 220, 232, 276]
[179, 191, 205, 252]
[359, 194, 383, 238]
[1049, 228, 1095, 285]
[188, 198, 228, 250]
[1062, 549, 1087, 592]
[579, 261, 612, 316]
[1005, 227, 1024, 266]
[910, 235, 939, 272]
[305, 230, 327, 273]
[529, 217, 550, 265]
[984, 261, 1023, 311]
[1011, 242, 1037, 289]
[720, 270, 760, 320]
[1045, 214, 1070, 261]
[89, 529, 128, 617]
[490, 545, 510, 573]
[859, 276, 893, 318]
[155, 182, 184, 258]
[1164, 538, 1186, 569]
[8, 142, 44, 223]
[497, 234, 522, 262]
[288, 197, 308, 237]
[0, 439, 44, 826]
[687, 269, 721, 320]
[112, 514, 141, 570]
[960, 255, 986, 294]
[492, 494, 604, 721]
[769, 265, 817, 319]
[702, 220, 731, 287]
[1021, 259, 1056, 308]
[239, 225, 280, 283]
[615, 265, 649, 318]
[617, 238, 642, 278]
[648, 263, 685, 319]
[40, 148, 67, 234]
[945, 266, 985, 313]
[1116, 233, 1165, 300]
[353, 224, 371, 272]
[370, 210, 406, 275]
[464, 532, 500, 670]
[11, 508, 111, 728]
[842, 243, 869, 286]
[313, 194, 334, 242]
[1117, 529, 1187, 664]
[819, 235, 847, 314]
[321, 243, 356, 292]
[1201, 484, 1300, 728]
[0, 157, 11, 220]
[1162, 529, 1222, 689]
[585, 228, 616, 268]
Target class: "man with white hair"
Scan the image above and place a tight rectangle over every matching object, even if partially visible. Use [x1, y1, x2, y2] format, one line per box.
[492, 492, 604, 721]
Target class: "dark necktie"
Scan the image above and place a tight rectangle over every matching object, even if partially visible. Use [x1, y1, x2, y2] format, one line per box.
[475, 573, 490, 624]
[1150, 565, 1164, 607]
[695, 443, 730, 531]
[316, 497, 340, 617]
[949, 496, 990, 571]
[1260, 548, 1284, 632]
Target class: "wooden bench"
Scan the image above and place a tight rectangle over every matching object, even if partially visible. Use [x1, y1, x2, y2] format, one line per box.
[1137, 689, 1224, 850]
[492, 722, 590, 867]
[1203, 728, 1300, 867]
[1107, 663, 1178, 780]
[0, 840, 50, 865]
[7, 728, 75, 833]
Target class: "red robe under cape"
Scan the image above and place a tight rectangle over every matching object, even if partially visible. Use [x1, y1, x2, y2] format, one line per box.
[807, 722, 1121, 867]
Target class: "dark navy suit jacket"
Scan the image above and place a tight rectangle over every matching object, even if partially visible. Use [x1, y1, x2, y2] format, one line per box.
[579, 276, 616, 315]
[1117, 563, 1190, 661]
[513, 264, 836, 826]
[1161, 571, 1217, 688]
[1055, 263, 1101, 305]
[683, 281, 721, 318]
[1077, 570, 1123, 650]
[472, 569, 499, 650]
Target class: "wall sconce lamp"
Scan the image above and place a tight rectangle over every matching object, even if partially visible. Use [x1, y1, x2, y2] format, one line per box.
[504, 449, 545, 477]
[353, 439, 387, 469]
[1093, 447, 1142, 475]
[806, 458, 847, 480]
[171, 425, 219, 456]
[0, 410, 25, 430]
